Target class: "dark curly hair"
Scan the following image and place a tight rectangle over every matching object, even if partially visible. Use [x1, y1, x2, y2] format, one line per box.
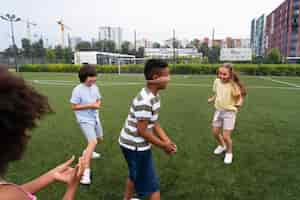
[78, 64, 97, 83]
[0, 68, 52, 175]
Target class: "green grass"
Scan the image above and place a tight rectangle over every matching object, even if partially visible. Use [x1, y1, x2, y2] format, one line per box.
[5, 73, 300, 200]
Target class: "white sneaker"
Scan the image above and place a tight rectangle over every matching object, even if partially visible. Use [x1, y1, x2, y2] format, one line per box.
[83, 150, 101, 159]
[80, 168, 91, 185]
[92, 152, 101, 159]
[224, 153, 233, 164]
[213, 145, 226, 155]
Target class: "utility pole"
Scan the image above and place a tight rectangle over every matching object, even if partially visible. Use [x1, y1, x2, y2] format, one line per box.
[0, 14, 21, 72]
[26, 19, 37, 43]
[211, 27, 215, 64]
[134, 30, 137, 54]
[212, 27, 215, 47]
[173, 29, 176, 67]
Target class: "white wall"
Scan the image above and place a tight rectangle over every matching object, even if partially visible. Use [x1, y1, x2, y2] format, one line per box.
[220, 48, 252, 61]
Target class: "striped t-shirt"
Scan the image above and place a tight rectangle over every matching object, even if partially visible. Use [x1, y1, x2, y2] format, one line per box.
[119, 87, 160, 151]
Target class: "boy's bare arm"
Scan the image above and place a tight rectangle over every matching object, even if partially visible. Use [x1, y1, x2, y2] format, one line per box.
[154, 122, 177, 153]
[137, 120, 174, 154]
[154, 122, 171, 143]
[71, 100, 101, 110]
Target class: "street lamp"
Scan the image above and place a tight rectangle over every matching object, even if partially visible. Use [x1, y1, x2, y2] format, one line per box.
[0, 14, 21, 72]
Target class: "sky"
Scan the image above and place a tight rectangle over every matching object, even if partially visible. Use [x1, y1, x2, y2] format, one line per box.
[0, 0, 284, 50]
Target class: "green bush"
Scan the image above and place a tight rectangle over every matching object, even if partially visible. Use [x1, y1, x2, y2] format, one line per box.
[20, 63, 300, 76]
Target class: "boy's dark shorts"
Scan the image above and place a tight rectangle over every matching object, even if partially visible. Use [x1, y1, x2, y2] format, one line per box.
[121, 146, 160, 198]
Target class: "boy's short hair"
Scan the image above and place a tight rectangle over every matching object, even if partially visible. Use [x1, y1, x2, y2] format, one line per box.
[144, 59, 168, 80]
[78, 64, 97, 83]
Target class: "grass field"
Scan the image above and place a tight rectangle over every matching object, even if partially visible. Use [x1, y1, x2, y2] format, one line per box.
[5, 72, 300, 200]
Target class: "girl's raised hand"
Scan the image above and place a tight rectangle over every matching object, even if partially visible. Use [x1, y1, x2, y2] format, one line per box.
[52, 156, 85, 185]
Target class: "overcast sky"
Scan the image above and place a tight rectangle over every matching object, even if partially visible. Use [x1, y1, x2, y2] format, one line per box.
[1, 0, 284, 50]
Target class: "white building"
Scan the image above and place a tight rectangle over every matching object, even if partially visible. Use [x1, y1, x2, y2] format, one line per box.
[136, 38, 153, 49]
[240, 39, 251, 48]
[145, 48, 202, 58]
[98, 26, 122, 50]
[181, 39, 190, 48]
[220, 48, 252, 61]
[74, 51, 135, 65]
[164, 39, 174, 48]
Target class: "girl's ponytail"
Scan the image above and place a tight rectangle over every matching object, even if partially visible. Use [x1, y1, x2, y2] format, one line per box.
[222, 63, 247, 97]
[232, 70, 247, 97]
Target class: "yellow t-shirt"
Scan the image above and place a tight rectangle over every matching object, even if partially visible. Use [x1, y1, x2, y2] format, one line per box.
[213, 78, 241, 112]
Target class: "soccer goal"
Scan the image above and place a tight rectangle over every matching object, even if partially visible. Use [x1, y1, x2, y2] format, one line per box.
[116, 57, 146, 75]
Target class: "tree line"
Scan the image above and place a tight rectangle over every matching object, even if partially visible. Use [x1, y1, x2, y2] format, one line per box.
[2, 38, 282, 64]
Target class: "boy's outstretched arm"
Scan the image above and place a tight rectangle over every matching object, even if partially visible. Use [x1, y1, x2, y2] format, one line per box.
[71, 100, 101, 110]
[154, 122, 172, 143]
[154, 122, 177, 153]
[137, 120, 174, 154]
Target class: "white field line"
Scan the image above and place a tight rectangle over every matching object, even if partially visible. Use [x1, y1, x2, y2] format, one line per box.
[259, 76, 300, 88]
[29, 79, 300, 90]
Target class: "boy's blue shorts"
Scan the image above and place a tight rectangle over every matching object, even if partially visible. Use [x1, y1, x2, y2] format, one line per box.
[121, 146, 160, 198]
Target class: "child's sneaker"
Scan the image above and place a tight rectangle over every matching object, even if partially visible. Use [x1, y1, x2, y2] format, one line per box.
[213, 145, 226, 155]
[91, 152, 101, 159]
[224, 153, 233, 164]
[80, 168, 91, 185]
[83, 150, 101, 159]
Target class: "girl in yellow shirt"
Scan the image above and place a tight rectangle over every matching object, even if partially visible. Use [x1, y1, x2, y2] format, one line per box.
[208, 63, 247, 164]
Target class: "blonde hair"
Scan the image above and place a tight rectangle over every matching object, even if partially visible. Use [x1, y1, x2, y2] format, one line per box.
[219, 63, 247, 97]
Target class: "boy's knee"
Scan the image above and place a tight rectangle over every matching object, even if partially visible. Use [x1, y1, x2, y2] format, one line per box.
[88, 139, 98, 146]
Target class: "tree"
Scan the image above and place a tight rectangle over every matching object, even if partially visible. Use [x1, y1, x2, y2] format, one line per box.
[105, 40, 116, 52]
[190, 38, 201, 49]
[266, 48, 281, 64]
[173, 40, 181, 48]
[63, 48, 73, 63]
[4, 45, 18, 57]
[76, 41, 91, 50]
[136, 47, 144, 58]
[94, 40, 105, 51]
[208, 45, 221, 63]
[31, 39, 45, 58]
[185, 43, 194, 48]
[152, 42, 161, 48]
[55, 45, 64, 62]
[199, 43, 209, 57]
[121, 41, 132, 54]
[46, 48, 56, 63]
[93, 40, 116, 52]
[21, 38, 31, 57]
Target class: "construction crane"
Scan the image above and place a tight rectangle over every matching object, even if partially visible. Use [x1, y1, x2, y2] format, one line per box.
[57, 19, 71, 48]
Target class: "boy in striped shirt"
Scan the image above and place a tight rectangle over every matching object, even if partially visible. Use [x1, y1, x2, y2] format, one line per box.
[119, 59, 177, 200]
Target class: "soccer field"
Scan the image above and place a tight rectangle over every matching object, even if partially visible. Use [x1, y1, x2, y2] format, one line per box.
[6, 73, 300, 200]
